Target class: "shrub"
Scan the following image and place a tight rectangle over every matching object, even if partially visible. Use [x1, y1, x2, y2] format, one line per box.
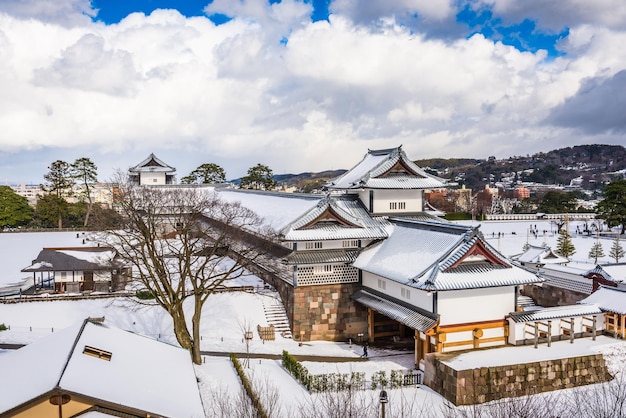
[0, 323, 7, 331]
[230, 353, 269, 418]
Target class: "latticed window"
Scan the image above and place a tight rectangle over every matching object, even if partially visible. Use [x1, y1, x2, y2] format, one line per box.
[305, 242, 323, 249]
[296, 265, 359, 286]
[401, 287, 411, 299]
[342, 240, 359, 248]
[378, 279, 386, 290]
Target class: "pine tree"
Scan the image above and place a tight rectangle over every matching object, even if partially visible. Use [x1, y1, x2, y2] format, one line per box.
[588, 240, 605, 264]
[556, 229, 576, 259]
[609, 234, 625, 263]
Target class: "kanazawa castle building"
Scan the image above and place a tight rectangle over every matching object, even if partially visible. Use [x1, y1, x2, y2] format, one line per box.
[272, 146, 542, 365]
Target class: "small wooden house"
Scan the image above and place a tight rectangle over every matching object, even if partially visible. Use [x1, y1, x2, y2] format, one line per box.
[21, 247, 127, 293]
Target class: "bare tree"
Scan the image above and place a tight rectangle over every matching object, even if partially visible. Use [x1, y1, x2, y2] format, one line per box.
[102, 174, 272, 364]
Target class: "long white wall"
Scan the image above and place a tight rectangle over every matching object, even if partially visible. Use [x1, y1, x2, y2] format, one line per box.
[437, 287, 515, 325]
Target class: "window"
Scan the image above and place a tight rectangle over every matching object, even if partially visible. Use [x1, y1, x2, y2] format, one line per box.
[377, 279, 386, 290]
[83, 345, 112, 361]
[314, 265, 333, 275]
[342, 240, 359, 248]
[305, 242, 323, 249]
[389, 202, 406, 210]
[401, 287, 411, 299]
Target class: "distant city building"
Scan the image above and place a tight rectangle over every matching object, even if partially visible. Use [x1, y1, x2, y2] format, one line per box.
[10, 183, 43, 206]
[513, 185, 530, 200]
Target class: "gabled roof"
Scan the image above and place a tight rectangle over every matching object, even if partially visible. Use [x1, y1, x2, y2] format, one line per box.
[129, 153, 176, 173]
[0, 319, 204, 417]
[579, 286, 626, 315]
[585, 264, 621, 283]
[21, 247, 119, 272]
[514, 245, 568, 265]
[279, 194, 391, 241]
[326, 146, 446, 190]
[354, 218, 541, 291]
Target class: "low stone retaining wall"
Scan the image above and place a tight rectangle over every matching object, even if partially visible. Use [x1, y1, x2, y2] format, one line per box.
[424, 352, 611, 405]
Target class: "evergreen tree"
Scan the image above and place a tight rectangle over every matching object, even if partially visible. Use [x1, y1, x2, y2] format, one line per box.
[596, 180, 626, 234]
[588, 240, 605, 264]
[240, 163, 276, 191]
[609, 234, 625, 263]
[181, 163, 226, 184]
[0, 186, 34, 228]
[42, 160, 74, 229]
[556, 229, 576, 259]
[70, 157, 98, 227]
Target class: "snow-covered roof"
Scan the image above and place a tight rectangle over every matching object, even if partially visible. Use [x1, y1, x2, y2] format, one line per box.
[285, 249, 360, 265]
[21, 247, 118, 272]
[579, 286, 626, 315]
[129, 153, 176, 173]
[514, 244, 568, 265]
[216, 188, 320, 231]
[326, 146, 446, 190]
[0, 319, 204, 417]
[508, 304, 603, 323]
[354, 218, 541, 291]
[351, 289, 439, 332]
[280, 194, 391, 241]
[585, 264, 621, 283]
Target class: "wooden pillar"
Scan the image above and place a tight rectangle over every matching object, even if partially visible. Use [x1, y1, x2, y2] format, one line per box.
[621, 314, 625, 339]
[367, 308, 373, 342]
[414, 330, 421, 367]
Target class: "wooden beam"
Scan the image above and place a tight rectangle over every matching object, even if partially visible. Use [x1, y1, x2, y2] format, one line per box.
[438, 320, 507, 333]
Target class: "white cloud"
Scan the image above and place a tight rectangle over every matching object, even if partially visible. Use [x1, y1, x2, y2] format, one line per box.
[476, 0, 626, 31]
[0, 0, 96, 27]
[0, 2, 626, 183]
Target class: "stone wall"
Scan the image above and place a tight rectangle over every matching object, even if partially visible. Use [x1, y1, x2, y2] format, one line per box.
[292, 283, 368, 341]
[521, 283, 587, 307]
[424, 352, 611, 405]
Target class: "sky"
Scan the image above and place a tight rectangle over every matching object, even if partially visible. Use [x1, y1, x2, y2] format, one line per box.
[0, 0, 625, 184]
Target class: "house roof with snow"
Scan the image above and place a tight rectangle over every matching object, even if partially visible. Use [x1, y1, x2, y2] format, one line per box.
[21, 247, 120, 273]
[514, 244, 569, 265]
[279, 194, 392, 241]
[353, 218, 542, 291]
[0, 318, 205, 418]
[352, 288, 439, 332]
[128, 153, 176, 173]
[325, 146, 446, 190]
[579, 286, 626, 315]
[508, 304, 603, 323]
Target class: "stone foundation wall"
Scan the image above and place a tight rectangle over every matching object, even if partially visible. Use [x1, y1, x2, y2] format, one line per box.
[521, 283, 587, 307]
[424, 352, 611, 405]
[293, 283, 368, 341]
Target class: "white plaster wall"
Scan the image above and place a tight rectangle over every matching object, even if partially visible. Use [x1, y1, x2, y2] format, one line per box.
[371, 189, 423, 214]
[437, 287, 514, 325]
[361, 271, 433, 312]
[140, 172, 166, 185]
[54, 271, 83, 283]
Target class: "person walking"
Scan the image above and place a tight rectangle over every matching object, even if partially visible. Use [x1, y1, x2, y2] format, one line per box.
[362, 342, 368, 358]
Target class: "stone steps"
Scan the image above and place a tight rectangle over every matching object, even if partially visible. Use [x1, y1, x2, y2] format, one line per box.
[262, 297, 292, 339]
